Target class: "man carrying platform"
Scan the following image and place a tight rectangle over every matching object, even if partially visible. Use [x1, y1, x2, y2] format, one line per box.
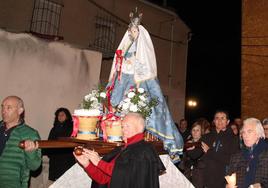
[0, 96, 41, 188]
[74, 112, 166, 188]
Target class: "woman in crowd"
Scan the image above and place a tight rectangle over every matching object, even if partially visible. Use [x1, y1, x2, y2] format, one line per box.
[179, 121, 205, 188]
[229, 121, 240, 136]
[196, 117, 211, 135]
[47, 107, 75, 181]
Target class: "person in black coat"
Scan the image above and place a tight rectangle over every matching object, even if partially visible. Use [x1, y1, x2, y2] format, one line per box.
[179, 121, 205, 188]
[74, 112, 165, 188]
[47, 107, 75, 181]
[201, 110, 240, 188]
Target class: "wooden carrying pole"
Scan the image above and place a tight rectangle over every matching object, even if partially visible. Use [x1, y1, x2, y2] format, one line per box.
[18, 138, 167, 156]
[19, 138, 122, 156]
[19, 140, 82, 149]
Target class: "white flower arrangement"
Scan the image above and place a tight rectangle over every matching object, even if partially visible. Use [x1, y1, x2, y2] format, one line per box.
[81, 85, 107, 110]
[117, 87, 158, 118]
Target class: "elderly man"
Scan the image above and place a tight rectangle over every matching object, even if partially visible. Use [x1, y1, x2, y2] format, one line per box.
[0, 96, 41, 188]
[226, 118, 268, 188]
[201, 110, 239, 188]
[74, 112, 165, 188]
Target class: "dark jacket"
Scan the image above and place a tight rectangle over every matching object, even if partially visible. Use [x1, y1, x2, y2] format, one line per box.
[179, 139, 205, 188]
[93, 140, 166, 188]
[227, 139, 268, 188]
[46, 120, 75, 181]
[201, 127, 240, 188]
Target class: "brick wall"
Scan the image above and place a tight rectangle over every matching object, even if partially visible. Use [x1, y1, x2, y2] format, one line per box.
[242, 0, 268, 119]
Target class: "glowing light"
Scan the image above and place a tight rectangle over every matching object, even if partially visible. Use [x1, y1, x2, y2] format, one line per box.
[187, 100, 197, 107]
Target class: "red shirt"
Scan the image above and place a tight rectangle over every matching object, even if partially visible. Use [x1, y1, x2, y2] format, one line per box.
[85, 133, 144, 185]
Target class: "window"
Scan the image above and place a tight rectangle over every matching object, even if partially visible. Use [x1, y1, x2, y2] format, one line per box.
[90, 14, 118, 59]
[30, 0, 63, 37]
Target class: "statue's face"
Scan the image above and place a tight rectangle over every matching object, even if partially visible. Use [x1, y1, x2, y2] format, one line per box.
[128, 26, 139, 41]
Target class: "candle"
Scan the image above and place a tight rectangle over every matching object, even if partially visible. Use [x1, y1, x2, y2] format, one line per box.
[225, 173, 236, 187]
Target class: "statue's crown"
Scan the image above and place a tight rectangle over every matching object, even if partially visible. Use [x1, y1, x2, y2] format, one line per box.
[129, 7, 143, 28]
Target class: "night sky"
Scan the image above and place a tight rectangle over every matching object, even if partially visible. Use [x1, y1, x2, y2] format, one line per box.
[149, 0, 241, 123]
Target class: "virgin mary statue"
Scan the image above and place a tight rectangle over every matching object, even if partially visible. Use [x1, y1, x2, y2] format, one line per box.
[107, 9, 184, 162]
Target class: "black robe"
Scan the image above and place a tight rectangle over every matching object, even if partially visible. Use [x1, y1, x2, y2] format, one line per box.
[45, 120, 75, 181]
[92, 140, 165, 188]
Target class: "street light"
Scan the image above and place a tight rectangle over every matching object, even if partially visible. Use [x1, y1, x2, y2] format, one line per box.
[186, 99, 197, 124]
[187, 99, 197, 108]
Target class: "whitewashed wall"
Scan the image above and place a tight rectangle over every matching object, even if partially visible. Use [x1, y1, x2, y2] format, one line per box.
[0, 29, 102, 139]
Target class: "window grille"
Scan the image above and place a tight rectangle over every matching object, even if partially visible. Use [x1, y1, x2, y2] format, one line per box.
[90, 13, 118, 59]
[30, 0, 63, 37]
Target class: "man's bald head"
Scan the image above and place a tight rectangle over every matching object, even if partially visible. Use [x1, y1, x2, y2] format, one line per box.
[126, 112, 145, 132]
[1, 96, 25, 127]
[121, 113, 145, 140]
[3, 96, 24, 109]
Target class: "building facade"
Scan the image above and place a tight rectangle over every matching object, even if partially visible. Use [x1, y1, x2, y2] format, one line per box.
[0, 0, 190, 122]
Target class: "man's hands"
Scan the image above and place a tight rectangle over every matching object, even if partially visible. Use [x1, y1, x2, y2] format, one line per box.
[24, 140, 39, 151]
[201, 142, 210, 153]
[84, 149, 101, 166]
[73, 148, 101, 168]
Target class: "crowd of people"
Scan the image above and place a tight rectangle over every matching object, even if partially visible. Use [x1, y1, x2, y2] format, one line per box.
[1, 95, 268, 188]
[177, 112, 268, 188]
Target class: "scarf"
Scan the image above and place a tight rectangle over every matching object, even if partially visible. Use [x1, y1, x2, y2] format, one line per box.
[242, 138, 268, 187]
